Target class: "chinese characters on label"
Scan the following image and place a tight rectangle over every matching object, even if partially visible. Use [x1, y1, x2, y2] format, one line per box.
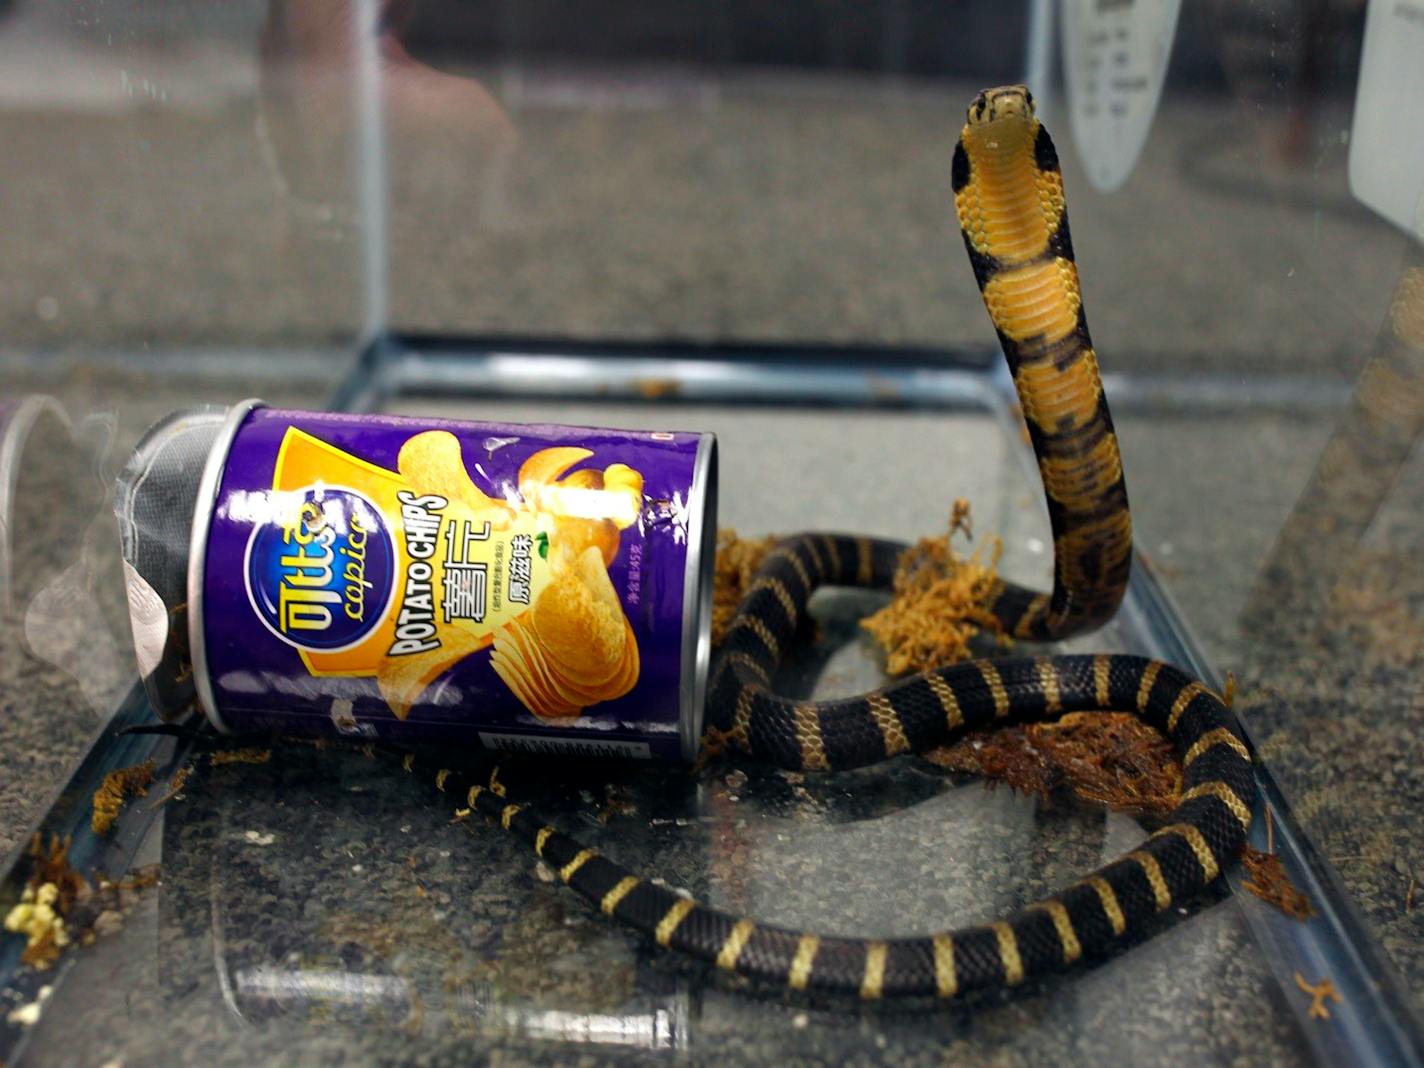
[442, 519, 491, 623]
[626, 542, 642, 606]
[508, 533, 532, 606]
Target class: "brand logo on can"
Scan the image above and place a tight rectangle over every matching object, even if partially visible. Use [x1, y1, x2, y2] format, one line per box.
[245, 484, 395, 651]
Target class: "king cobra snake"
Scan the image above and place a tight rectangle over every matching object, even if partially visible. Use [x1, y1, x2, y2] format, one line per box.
[223, 87, 1259, 999]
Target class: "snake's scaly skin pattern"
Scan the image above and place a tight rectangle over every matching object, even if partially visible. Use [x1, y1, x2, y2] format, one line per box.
[197, 88, 1255, 1001]
[402, 646, 1253, 998]
[952, 86, 1132, 639]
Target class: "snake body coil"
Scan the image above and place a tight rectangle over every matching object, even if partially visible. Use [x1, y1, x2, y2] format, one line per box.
[337, 88, 1256, 999]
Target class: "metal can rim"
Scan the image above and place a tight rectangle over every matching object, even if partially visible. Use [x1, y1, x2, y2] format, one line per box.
[187, 397, 265, 734]
[679, 432, 717, 763]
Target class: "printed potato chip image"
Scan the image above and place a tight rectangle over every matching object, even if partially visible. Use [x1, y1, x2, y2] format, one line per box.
[600, 464, 645, 530]
[548, 514, 622, 569]
[285, 429, 649, 721]
[518, 446, 594, 501]
[377, 624, 492, 720]
[519, 448, 645, 530]
[491, 642, 582, 719]
[389, 440, 647, 721]
[486, 537, 642, 719]
[502, 620, 591, 702]
[564, 619, 638, 699]
[500, 626, 595, 717]
[517, 613, 638, 707]
[554, 468, 603, 491]
[493, 616, 639, 718]
[398, 431, 516, 529]
[530, 549, 627, 684]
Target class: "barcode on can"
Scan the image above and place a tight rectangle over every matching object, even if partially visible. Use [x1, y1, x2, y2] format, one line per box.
[478, 732, 652, 759]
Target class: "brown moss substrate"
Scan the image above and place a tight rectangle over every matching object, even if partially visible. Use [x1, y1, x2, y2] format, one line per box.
[924, 712, 1183, 817]
[711, 529, 779, 648]
[91, 759, 155, 835]
[713, 505, 1003, 665]
[1242, 845, 1315, 920]
[859, 503, 1007, 673]
[712, 512, 1187, 819]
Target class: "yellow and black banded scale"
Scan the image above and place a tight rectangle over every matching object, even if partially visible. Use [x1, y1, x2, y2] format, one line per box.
[954, 85, 1132, 639]
[194, 87, 1256, 1000]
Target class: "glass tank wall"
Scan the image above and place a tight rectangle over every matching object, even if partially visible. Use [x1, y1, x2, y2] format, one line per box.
[0, 1, 1421, 1064]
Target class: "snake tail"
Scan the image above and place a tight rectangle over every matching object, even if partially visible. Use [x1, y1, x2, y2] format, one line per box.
[409, 650, 1252, 998]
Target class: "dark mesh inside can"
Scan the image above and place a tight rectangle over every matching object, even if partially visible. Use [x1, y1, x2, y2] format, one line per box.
[115, 407, 227, 721]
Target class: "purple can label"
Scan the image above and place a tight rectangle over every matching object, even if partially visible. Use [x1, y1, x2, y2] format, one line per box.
[197, 407, 710, 761]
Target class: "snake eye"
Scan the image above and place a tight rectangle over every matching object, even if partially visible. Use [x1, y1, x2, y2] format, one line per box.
[1025, 90, 1035, 109]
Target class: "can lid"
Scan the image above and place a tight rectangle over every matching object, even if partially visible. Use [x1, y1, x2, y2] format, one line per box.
[115, 406, 229, 720]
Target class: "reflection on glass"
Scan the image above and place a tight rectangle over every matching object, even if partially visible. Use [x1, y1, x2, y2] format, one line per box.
[1243, 223, 1424, 661]
[159, 747, 691, 1051]
[0, 395, 124, 712]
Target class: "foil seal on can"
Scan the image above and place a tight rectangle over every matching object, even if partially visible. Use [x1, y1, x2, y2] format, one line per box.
[118, 401, 717, 763]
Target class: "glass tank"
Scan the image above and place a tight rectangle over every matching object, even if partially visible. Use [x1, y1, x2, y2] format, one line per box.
[1, 1, 1421, 1064]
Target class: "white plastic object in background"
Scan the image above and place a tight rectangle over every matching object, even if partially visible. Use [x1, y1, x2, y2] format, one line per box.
[1349, 0, 1424, 239]
[1062, 0, 1182, 193]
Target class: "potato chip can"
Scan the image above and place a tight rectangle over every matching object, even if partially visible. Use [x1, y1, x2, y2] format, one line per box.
[118, 400, 717, 762]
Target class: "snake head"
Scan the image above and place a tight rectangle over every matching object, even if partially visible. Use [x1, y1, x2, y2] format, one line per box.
[967, 85, 1035, 127]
